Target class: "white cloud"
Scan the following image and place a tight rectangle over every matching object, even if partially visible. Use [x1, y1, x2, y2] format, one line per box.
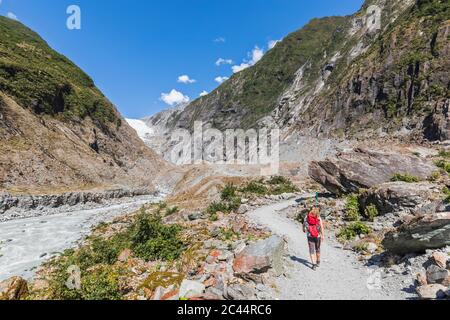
[214, 37, 226, 43]
[199, 90, 209, 97]
[215, 58, 233, 66]
[177, 75, 196, 84]
[268, 39, 281, 50]
[232, 46, 265, 73]
[215, 76, 229, 84]
[232, 63, 251, 73]
[160, 89, 190, 106]
[7, 12, 18, 20]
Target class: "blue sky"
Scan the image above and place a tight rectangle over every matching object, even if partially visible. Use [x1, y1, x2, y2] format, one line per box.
[0, 0, 364, 119]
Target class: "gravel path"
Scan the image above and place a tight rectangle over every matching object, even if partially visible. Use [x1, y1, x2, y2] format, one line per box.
[0, 195, 160, 281]
[247, 199, 412, 300]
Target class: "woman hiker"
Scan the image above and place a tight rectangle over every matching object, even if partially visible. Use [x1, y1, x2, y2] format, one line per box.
[303, 207, 325, 270]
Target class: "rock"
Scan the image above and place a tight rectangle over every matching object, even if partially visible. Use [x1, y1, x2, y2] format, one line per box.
[431, 252, 448, 269]
[118, 249, 132, 263]
[0, 277, 28, 300]
[426, 265, 450, 284]
[188, 212, 204, 221]
[366, 242, 378, 254]
[237, 204, 250, 215]
[309, 148, 436, 194]
[179, 280, 205, 299]
[416, 284, 447, 300]
[359, 182, 440, 215]
[416, 273, 428, 286]
[225, 284, 255, 300]
[233, 235, 285, 277]
[382, 212, 450, 254]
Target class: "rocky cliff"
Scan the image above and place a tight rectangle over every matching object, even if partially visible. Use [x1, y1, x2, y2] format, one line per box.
[0, 17, 178, 194]
[141, 0, 449, 146]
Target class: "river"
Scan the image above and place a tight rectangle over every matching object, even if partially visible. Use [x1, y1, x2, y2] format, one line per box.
[0, 195, 160, 281]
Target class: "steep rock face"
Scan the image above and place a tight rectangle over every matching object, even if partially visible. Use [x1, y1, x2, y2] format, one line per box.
[382, 211, 450, 254]
[296, 0, 450, 141]
[308, 148, 437, 194]
[0, 17, 179, 194]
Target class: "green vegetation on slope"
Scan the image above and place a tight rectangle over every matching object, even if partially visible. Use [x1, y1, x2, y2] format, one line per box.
[0, 16, 120, 127]
[186, 16, 348, 129]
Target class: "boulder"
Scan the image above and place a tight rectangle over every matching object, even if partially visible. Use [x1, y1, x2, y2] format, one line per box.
[382, 212, 450, 254]
[225, 284, 255, 300]
[309, 148, 436, 194]
[431, 252, 448, 269]
[416, 273, 428, 286]
[359, 182, 440, 215]
[237, 204, 250, 215]
[0, 277, 28, 300]
[416, 284, 447, 300]
[426, 265, 449, 284]
[179, 280, 205, 299]
[233, 235, 285, 277]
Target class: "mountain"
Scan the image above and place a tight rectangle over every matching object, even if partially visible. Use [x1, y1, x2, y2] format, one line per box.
[0, 16, 176, 194]
[140, 0, 449, 153]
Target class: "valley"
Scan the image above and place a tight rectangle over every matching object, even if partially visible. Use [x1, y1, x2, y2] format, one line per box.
[0, 0, 449, 301]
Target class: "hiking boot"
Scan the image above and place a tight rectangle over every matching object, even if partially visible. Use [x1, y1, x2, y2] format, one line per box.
[312, 264, 318, 271]
[317, 261, 321, 268]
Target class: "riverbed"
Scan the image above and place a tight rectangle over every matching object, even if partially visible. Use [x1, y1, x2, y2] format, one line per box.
[0, 195, 160, 281]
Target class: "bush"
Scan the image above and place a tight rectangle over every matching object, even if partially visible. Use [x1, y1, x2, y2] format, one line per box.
[240, 181, 268, 195]
[267, 176, 299, 195]
[435, 160, 450, 174]
[206, 202, 229, 215]
[165, 206, 179, 216]
[443, 187, 450, 203]
[438, 150, 450, 158]
[391, 173, 420, 183]
[221, 184, 238, 201]
[428, 171, 441, 182]
[345, 194, 361, 221]
[129, 212, 184, 262]
[81, 265, 123, 300]
[338, 222, 371, 241]
[364, 205, 379, 222]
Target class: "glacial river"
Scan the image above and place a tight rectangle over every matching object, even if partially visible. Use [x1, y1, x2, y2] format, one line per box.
[0, 195, 160, 281]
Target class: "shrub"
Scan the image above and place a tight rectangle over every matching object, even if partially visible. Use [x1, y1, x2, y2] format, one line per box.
[435, 160, 450, 174]
[345, 194, 361, 221]
[221, 184, 238, 201]
[240, 181, 268, 195]
[364, 205, 379, 222]
[267, 176, 299, 195]
[206, 202, 229, 215]
[391, 173, 420, 183]
[443, 187, 450, 203]
[428, 171, 441, 182]
[165, 206, 179, 216]
[80, 265, 123, 300]
[338, 222, 371, 241]
[438, 150, 450, 158]
[129, 212, 184, 262]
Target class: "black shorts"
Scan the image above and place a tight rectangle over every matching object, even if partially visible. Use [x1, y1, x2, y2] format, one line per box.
[308, 237, 321, 255]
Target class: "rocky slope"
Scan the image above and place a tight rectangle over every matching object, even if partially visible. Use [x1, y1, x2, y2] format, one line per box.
[0, 17, 179, 195]
[138, 0, 449, 154]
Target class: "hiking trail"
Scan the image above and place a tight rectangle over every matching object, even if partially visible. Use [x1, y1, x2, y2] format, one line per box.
[247, 198, 414, 300]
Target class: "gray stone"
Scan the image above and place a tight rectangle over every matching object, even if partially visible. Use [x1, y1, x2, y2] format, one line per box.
[309, 148, 437, 194]
[383, 212, 450, 254]
[233, 235, 285, 277]
[426, 265, 449, 284]
[417, 284, 448, 300]
[179, 280, 205, 299]
[359, 182, 440, 215]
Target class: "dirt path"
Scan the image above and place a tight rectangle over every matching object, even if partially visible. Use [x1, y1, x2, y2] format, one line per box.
[247, 198, 412, 300]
